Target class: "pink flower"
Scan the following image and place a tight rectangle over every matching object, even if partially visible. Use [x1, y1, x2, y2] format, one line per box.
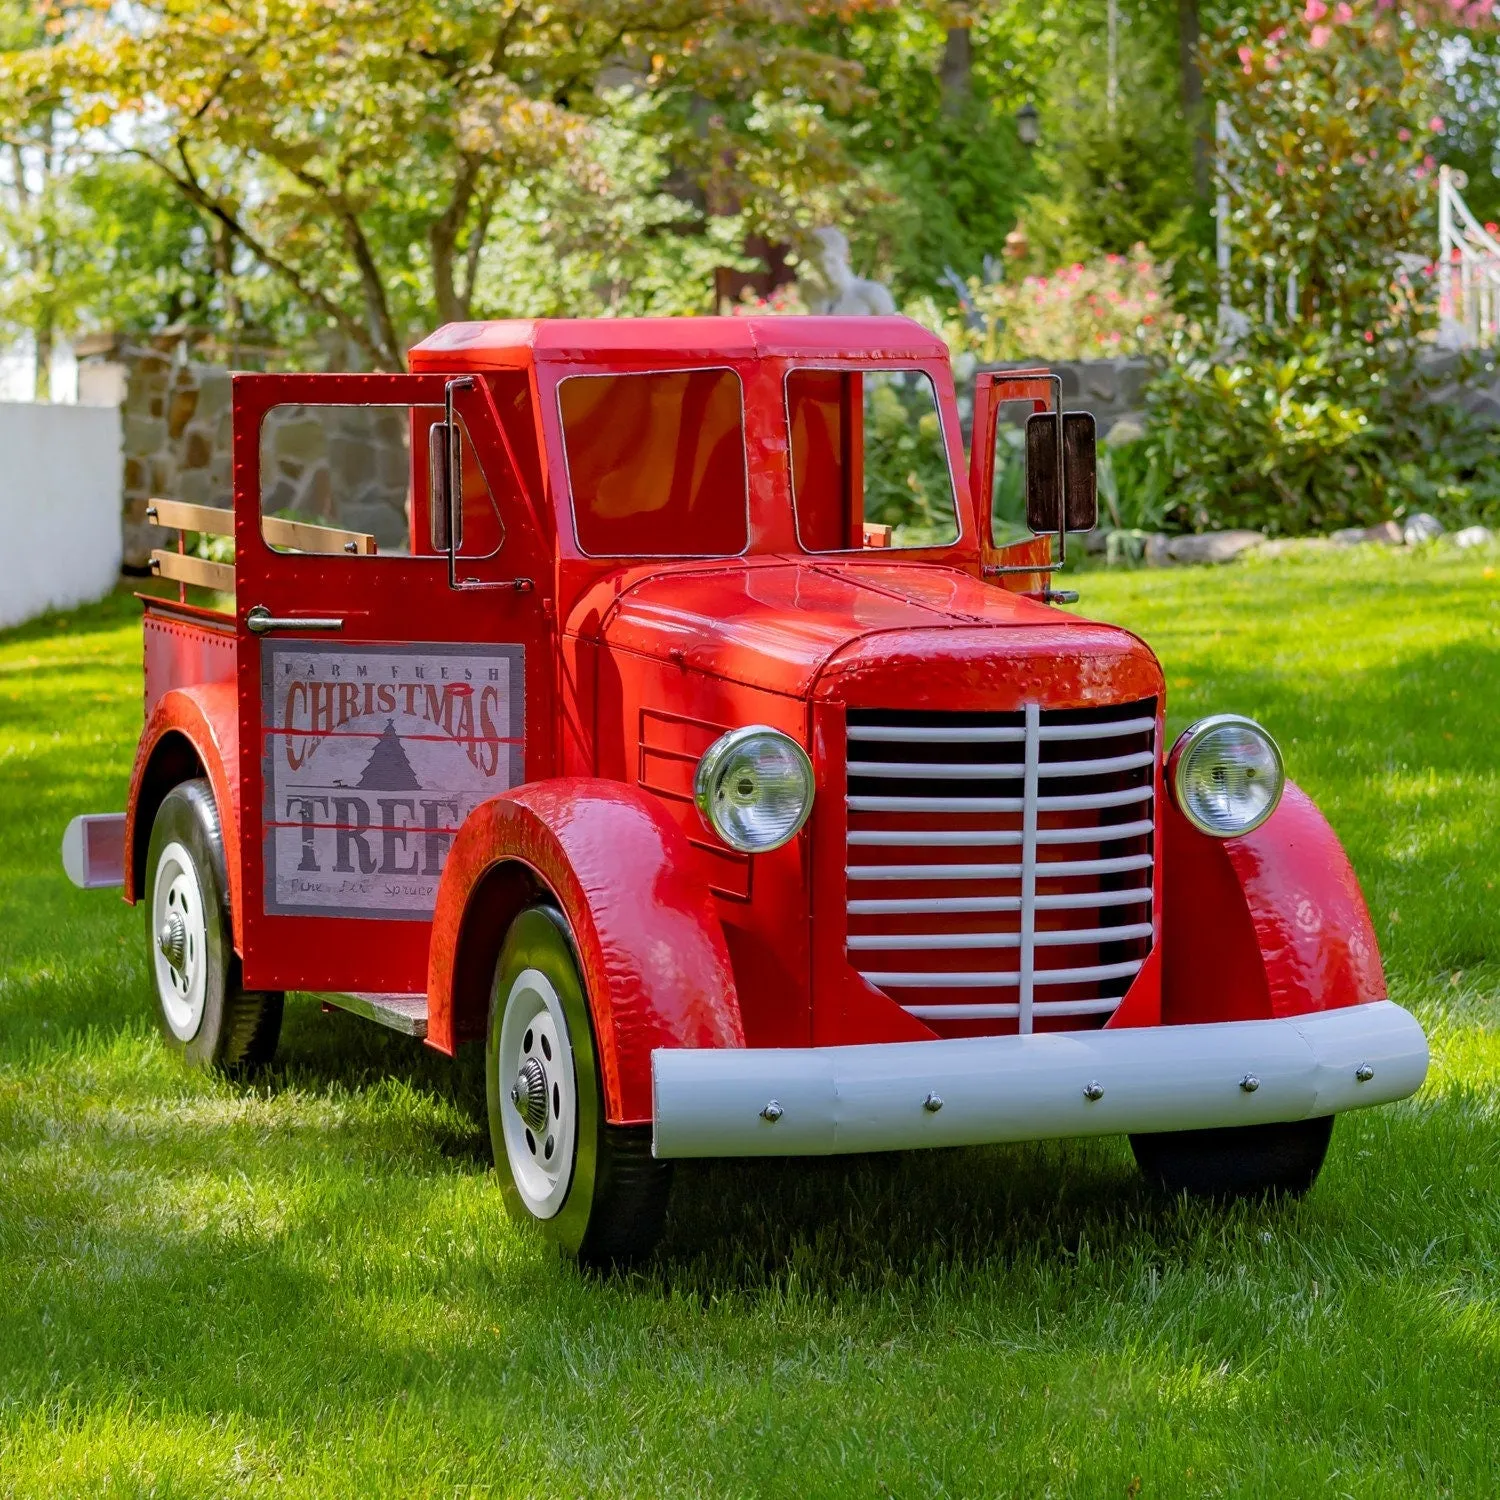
[1487, 222, 1500, 234]
[1429, 115, 1444, 132]
[1268, 25, 1288, 40]
[1398, 127, 1411, 141]
[1238, 42, 1255, 69]
[1266, 51, 1281, 69]
[1304, 0, 1328, 17]
[1334, 2, 1354, 19]
[1309, 23, 1332, 45]
[1364, 330, 1375, 342]
[1276, 160, 1288, 176]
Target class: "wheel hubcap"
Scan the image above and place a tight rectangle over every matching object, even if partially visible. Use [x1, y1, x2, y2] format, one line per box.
[150, 840, 209, 1042]
[495, 967, 577, 1219]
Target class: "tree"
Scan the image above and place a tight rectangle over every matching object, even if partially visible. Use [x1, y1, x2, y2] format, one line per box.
[5, 0, 866, 369]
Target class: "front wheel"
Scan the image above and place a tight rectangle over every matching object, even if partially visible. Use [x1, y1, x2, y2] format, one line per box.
[486, 905, 672, 1266]
[1131, 1115, 1335, 1199]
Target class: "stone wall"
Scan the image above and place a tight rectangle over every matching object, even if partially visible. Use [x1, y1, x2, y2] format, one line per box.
[954, 357, 1152, 444]
[80, 335, 409, 568]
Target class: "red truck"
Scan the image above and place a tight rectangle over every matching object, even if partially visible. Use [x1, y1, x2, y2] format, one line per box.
[63, 316, 1427, 1264]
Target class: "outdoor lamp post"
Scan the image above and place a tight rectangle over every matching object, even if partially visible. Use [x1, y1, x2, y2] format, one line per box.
[1016, 102, 1039, 148]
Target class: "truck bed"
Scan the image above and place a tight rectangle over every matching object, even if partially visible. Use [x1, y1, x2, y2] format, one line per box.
[139, 594, 235, 718]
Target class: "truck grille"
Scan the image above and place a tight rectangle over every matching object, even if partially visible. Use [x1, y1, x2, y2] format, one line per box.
[844, 700, 1157, 1036]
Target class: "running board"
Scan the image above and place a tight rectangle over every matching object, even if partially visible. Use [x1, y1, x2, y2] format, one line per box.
[319, 991, 429, 1038]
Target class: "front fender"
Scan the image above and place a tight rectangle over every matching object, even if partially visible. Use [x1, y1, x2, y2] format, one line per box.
[1162, 780, 1385, 1025]
[125, 682, 241, 947]
[427, 778, 743, 1125]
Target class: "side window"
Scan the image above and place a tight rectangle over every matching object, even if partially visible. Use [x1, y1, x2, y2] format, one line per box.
[788, 368, 961, 552]
[558, 368, 748, 557]
[259, 403, 502, 559]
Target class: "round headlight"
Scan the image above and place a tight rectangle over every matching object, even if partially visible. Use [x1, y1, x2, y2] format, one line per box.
[1169, 714, 1285, 838]
[694, 726, 815, 853]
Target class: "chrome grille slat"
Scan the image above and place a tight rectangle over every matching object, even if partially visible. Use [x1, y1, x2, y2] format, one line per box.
[845, 852, 1153, 882]
[848, 887, 1153, 916]
[845, 700, 1157, 1036]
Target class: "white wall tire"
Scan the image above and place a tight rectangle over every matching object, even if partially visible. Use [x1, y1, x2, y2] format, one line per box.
[486, 905, 672, 1266]
[144, 780, 283, 1073]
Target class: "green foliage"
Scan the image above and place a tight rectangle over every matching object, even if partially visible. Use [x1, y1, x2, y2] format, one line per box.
[861, 371, 960, 545]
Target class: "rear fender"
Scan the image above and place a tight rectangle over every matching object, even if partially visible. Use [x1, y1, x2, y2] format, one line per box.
[125, 682, 241, 947]
[428, 778, 743, 1125]
[1162, 780, 1384, 1024]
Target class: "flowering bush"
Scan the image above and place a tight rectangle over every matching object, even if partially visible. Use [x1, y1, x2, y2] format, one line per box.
[1141, 0, 1500, 534]
[923, 249, 1176, 363]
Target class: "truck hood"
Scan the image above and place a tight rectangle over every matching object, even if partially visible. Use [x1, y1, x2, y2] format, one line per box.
[576, 559, 1163, 709]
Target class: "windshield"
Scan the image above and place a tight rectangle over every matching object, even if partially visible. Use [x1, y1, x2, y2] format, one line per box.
[558, 367, 748, 557]
[787, 367, 961, 552]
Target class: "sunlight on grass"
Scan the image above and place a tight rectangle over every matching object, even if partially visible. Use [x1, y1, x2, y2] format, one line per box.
[0, 557, 1496, 1497]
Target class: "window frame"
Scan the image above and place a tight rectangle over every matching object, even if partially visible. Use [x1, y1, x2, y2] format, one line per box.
[553, 364, 752, 561]
[783, 362, 966, 557]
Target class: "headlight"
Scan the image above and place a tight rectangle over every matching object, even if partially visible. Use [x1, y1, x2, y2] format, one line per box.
[1168, 714, 1285, 838]
[694, 726, 814, 853]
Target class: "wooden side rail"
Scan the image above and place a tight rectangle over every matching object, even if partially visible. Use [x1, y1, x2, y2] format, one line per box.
[145, 499, 376, 556]
[149, 550, 235, 592]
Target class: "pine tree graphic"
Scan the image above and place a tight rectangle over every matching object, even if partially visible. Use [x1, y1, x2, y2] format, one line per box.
[357, 720, 422, 791]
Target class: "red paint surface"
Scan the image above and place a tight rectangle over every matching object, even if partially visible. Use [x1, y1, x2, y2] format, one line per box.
[1161, 781, 1384, 1024]
[109, 316, 1375, 1102]
[427, 779, 742, 1123]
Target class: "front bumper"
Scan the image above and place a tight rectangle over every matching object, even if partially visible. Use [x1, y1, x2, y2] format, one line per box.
[651, 1000, 1427, 1158]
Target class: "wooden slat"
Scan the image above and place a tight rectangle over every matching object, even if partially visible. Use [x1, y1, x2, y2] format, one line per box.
[146, 499, 234, 536]
[262, 515, 377, 556]
[146, 498, 376, 556]
[150, 549, 234, 593]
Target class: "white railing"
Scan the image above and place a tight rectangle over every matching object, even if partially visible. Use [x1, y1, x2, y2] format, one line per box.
[1438, 165, 1500, 347]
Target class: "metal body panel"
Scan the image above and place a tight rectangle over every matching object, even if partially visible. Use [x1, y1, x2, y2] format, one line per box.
[651, 999, 1428, 1158]
[425, 779, 742, 1124]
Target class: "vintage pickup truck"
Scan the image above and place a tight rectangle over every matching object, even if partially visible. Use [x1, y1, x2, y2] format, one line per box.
[63, 316, 1427, 1263]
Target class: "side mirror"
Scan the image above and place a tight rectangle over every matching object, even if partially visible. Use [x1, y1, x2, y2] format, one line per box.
[428, 420, 462, 553]
[1024, 410, 1098, 535]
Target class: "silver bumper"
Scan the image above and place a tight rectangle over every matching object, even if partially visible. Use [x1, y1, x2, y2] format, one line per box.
[650, 1000, 1427, 1158]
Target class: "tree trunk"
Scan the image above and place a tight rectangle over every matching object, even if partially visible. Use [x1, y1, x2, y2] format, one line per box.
[940, 25, 972, 119]
[34, 311, 52, 403]
[1177, 0, 1210, 200]
[213, 219, 241, 330]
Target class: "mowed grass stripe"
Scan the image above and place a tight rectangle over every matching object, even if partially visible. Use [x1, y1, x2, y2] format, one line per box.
[0, 551, 1496, 1498]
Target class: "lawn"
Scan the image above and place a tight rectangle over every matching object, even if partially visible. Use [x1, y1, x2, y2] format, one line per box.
[1, 549, 1497, 1498]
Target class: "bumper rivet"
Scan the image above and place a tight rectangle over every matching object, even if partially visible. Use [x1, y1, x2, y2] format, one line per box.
[1240, 1074, 1260, 1093]
[1355, 1063, 1374, 1082]
[923, 1091, 943, 1113]
[1083, 1081, 1104, 1102]
[759, 1100, 783, 1123]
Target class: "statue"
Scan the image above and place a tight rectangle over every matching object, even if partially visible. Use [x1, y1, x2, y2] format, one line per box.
[801, 227, 897, 316]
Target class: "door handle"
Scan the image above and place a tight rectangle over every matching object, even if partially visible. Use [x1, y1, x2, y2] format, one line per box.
[245, 605, 344, 636]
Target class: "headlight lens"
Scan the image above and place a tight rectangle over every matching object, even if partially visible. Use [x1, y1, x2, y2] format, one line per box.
[694, 726, 815, 853]
[1169, 714, 1285, 838]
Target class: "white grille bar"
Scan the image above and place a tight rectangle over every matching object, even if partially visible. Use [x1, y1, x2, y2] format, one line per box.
[846, 716, 1154, 745]
[849, 785, 1153, 814]
[847, 749, 1152, 780]
[858, 958, 1145, 989]
[847, 922, 1155, 953]
[1018, 703, 1041, 1033]
[848, 886, 1153, 916]
[846, 852, 1153, 882]
[901, 998, 1123, 1021]
[846, 820, 1153, 850]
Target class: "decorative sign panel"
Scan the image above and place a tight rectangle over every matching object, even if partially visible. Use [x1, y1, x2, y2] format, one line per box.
[261, 641, 523, 919]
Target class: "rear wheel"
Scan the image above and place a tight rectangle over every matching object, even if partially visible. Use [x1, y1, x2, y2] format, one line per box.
[486, 905, 671, 1266]
[145, 780, 283, 1073]
[1131, 1115, 1335, 1199]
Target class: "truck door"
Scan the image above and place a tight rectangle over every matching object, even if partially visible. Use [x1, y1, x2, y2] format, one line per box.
[232, 372, 552, 996]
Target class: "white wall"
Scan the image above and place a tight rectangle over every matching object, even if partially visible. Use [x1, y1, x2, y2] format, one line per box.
[0, 402, 123, 630]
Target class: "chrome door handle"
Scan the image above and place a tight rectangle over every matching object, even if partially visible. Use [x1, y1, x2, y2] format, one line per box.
[245, 605, 344, 636]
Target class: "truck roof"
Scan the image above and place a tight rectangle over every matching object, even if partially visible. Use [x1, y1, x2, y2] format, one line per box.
[408, 315, 949, 370]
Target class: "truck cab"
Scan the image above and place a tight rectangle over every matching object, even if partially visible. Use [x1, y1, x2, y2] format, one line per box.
[65, 316, 1428, 1264]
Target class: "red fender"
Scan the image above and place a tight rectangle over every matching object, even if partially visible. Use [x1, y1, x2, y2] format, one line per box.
[124, 682, 242, 949]
[1162, 779, 1385, 1025]
[427, 779, 744, 1125]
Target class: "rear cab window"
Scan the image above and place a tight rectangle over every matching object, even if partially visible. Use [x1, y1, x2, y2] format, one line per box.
[557, 367, 748, 557]
[787, 367, 961, 552]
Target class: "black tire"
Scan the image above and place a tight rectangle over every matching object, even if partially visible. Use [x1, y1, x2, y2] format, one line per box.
[144, 779, 283, 1073]
[1131, 1115, 1335, 1199]
[486, 905, 672, 1267]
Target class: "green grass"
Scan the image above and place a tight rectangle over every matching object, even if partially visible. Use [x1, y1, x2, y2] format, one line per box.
[1, 551, 1497, 1498]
